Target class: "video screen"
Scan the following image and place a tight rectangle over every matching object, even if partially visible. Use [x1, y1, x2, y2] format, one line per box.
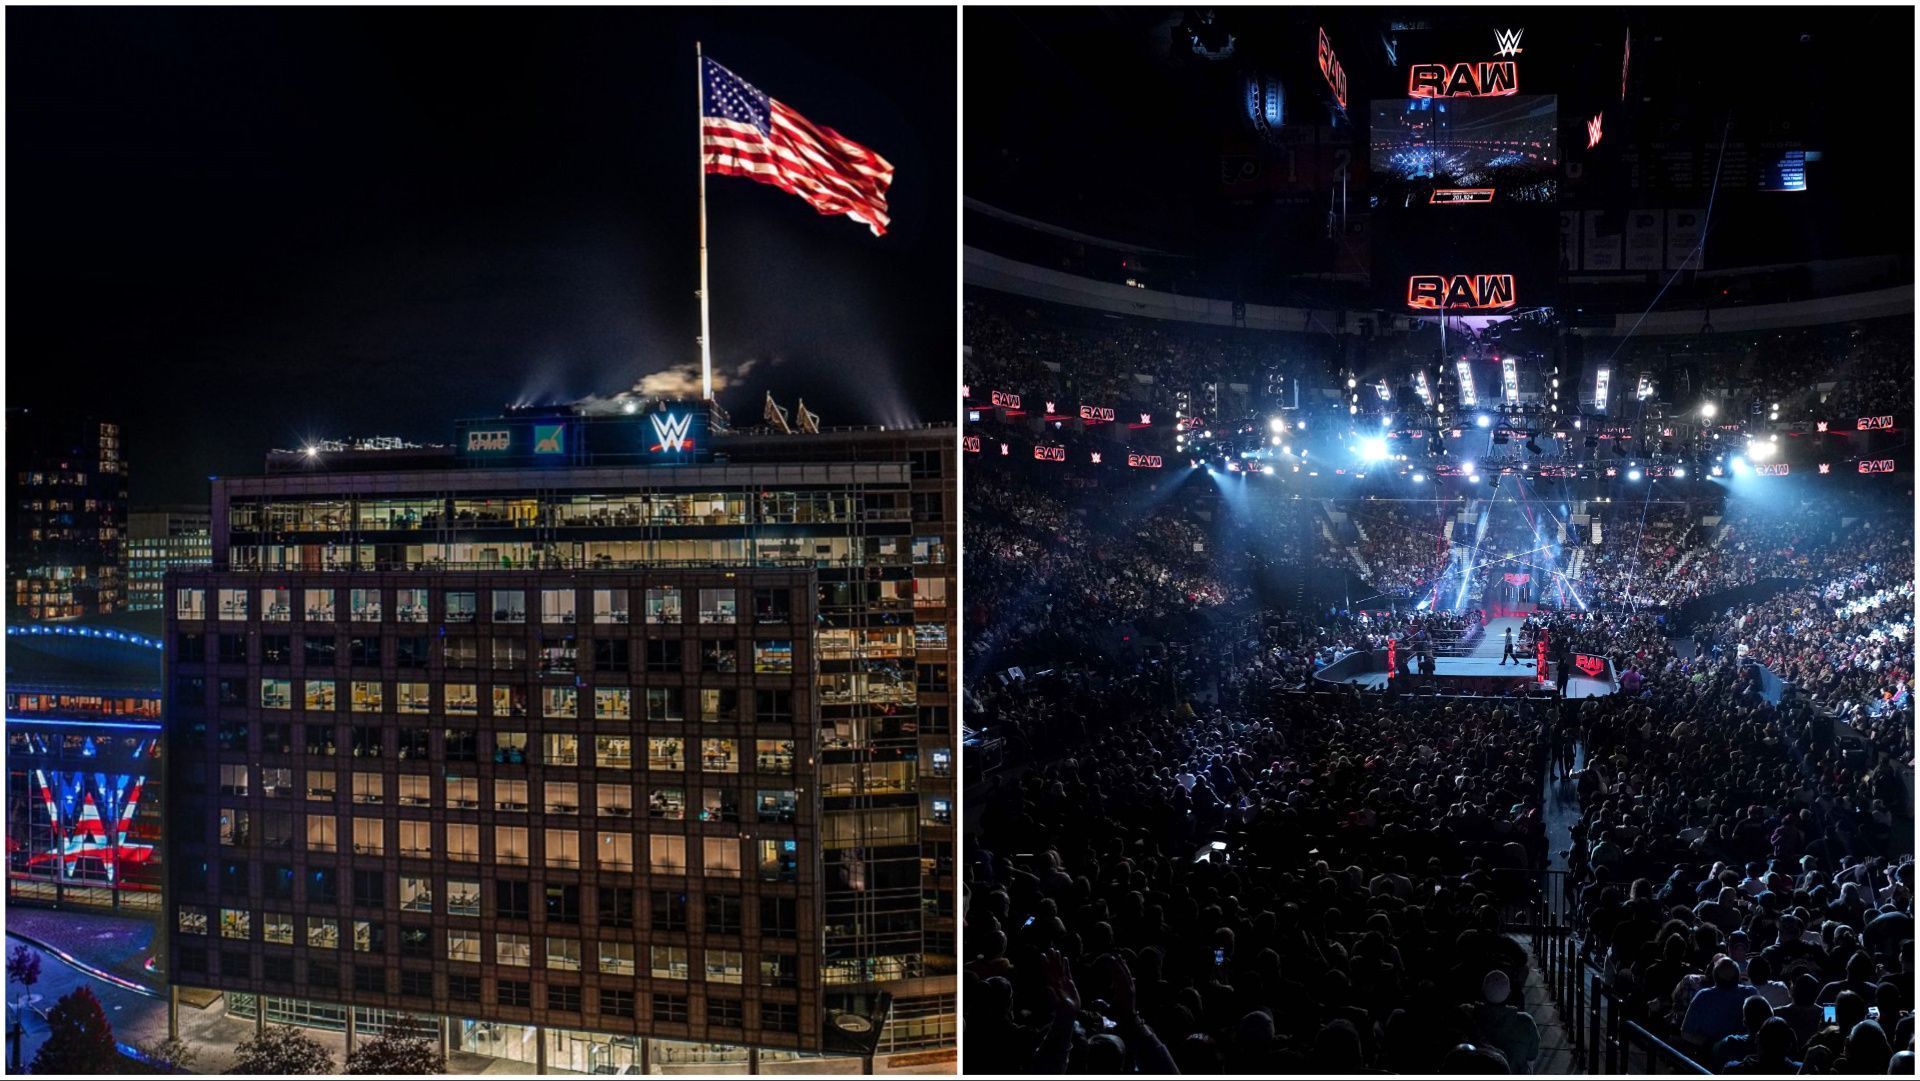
[1369, 95, 1559, 205]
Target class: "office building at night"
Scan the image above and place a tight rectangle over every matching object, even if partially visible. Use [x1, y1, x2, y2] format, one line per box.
[128, 506, 214, 611]
[165, 403, 955, 1072]
[8, 412, 128, 621]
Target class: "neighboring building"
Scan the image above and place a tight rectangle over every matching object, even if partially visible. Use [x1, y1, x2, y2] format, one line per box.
[165, 403, 955, 1073]
[127, 506, 213, 611]
[5, 612, 167, 912]
[8, 412, 128, 621]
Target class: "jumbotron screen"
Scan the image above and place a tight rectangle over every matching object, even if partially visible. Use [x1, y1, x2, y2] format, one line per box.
[1369, 95, 1560, 205]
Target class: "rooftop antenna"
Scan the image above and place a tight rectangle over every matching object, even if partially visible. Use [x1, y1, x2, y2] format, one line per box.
[763, 392, 793, 435]
[796, 398, 821, 434]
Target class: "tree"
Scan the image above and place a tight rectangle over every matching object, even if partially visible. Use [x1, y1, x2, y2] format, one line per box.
[28, 986, 121, 1075]
[231, 1024, 334, 1075]
[343, 1015, 446, 1075]
[7, 945, 40, 1006]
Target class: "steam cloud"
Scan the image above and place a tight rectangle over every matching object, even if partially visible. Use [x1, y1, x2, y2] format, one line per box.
[573, 356, 779, 415]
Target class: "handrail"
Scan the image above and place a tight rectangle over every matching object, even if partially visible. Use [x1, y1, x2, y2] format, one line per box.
[1528, 897, 1716, 1076]
[1621, 1020, 1715, 1075]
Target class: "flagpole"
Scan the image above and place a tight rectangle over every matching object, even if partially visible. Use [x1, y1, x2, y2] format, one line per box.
[696, 40, 714, 401]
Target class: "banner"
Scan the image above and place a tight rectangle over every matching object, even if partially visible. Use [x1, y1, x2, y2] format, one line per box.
[1582, 210, 1622, 271]
[1624, 209, 1662, 271]
[1666, 209, 1704, 270]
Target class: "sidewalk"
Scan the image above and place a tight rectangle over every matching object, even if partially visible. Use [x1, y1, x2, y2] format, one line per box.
[5, 906, 163, 988]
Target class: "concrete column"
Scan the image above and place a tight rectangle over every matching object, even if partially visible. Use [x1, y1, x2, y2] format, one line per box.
[439, 1015, 450, 1060]
[345, 1008, 357, 1058]
[255, 995, 265, 1036]
[535, 1024, 548, 1075]
[168, 984, 180, 1041]
[749, 1047, 760, 1074]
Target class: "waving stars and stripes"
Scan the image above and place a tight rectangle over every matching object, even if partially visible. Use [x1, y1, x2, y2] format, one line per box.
[701, 57, 894, 237]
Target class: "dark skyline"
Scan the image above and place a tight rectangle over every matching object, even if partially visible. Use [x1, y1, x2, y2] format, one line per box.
[9, 6, 956, 503]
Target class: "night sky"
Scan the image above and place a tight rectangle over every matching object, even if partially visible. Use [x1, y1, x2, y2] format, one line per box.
[9, 7, 957, 503]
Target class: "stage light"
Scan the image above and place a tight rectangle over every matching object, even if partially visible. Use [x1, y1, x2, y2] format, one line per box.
[1262, 465, 1274, 475]
[1627, 468, 1642, 481]
[1297, 419, 1307, 430]
[1412, 472, 1426, 483]
[1269, 416, 1285, 434]
[1711, 465, 1724, 477]
[1270, 435, 1282, 446]
[1380, 414, 1392, 426]
[1350, 404, 1359, 414]
[1730, 456, 1749, 475]
[1747, 440, 1776, 461]
[303, 446, 319, 458]
[1281, 444, 1291, 455]
[1475, 414, 1492, 429]
[1699, 402, 1717, 419]
[1359, 437, 1390, 463]
[1347, 377, 1357, 389]
[622, 400, 639, 415]
[1671, 466, 1685, 478]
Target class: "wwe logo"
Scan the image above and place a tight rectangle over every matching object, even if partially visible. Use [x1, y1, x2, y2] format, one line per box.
[1090, 452, 1102, 464]
[1586, 113, 1603, 150]
[649, 412, 694, 452]
[1493, 28, 1524, 57]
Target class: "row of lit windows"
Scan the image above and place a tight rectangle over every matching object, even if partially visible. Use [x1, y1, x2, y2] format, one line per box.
[178, 586, 788, 626]
[238, 678, 797, 716]
[218, 779, 798, 824]
[211, 734, 798, 780]
[221, 540, 946, 576]
[226, 491, 896, 532]
[182, 634, 797, 676]
[7, 693, 162, 718]
[221, 812, 801, 865]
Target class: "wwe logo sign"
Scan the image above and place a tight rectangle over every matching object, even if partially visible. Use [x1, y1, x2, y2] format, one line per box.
[1586, 113, 1603, 150]
[649, 412, 694, 452]
[1493, 28, 1524, 57]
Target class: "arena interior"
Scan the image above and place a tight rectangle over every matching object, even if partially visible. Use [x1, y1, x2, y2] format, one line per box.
[960, 7, 1915, 1076]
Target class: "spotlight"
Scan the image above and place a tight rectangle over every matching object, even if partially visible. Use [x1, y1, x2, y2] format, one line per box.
[622, 400, 639, 415]
[1730, 456, 1749, 475]
[1412, 472, 1426, 483]
[303, 446, 319, 458]
[1747, 440, 1776, 461]
[1627, 468, 1642, 481]
[1699, 401, 1717, 419]
[1475, 414, 1492, 429]
[1269, 416, 1285, 434]
[1297, 420, 1307, 430]
[1671, 466, 1685, 479]
[1270, 435, 1283, 446]
[1262, 465, 1274, 475]
[1347, 377, 1358, 389]
[1359, 437, 1390, 463]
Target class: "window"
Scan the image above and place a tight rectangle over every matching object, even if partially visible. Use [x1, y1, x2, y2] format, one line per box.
[592, 639, 629, 673]
[548, 985, 583, 1013]
[220, 634, 249, 664]
[653, 993, 689, 1024]
[446, 823, 479, 862]
[543, 781, 580, 815]
[647, 738, 685, 772]
[709, 998, 744, 1028]
[395, 726, 429, 759]
[447, 930, 481, 963]
[544, 883, 581, 924]
[539, 637, 576, 675]
[352, 869, 384, 907]
[593, 688, 631, 722]
[395, 588, 429, 623]
[547, 937, 582, 972]
[496, 933, 532, 967]
[397, 775, 430, 806]
[262, 634, 293, 664]
[496, 980, 531, 1009]
[309, 916, 341, 950]
[444, 683, 479, 715]
[647, 688, 685, 723]
[304, 635, 338, 666]
[351, 771, 384, 805]
[649, 787, 686, 820]
[495, 778, 530, 812]
[698, 588, 737, 624]
[492, 590, 525, 623]
[349, 681, 382, 712]
[650, 890, 687, 932]
[448, 879, 481, 917]
[598, 887, 637, 929]
[219, 588, 249, 621]
[264, 912, 295, 945]
[760, 897, 798, 939]
[756, 739, 795, 773]
[650, 946, 690, 981]
[755, 690, 793, 725]
[349, 588, 382, 622]
[929, 748, 952, 778]
[400, 875, 432, 913]
[304, 679, 337, 711]
[645, 586, 682, 624]
[542, 688, 578, 721]
[491, 685, 527, 717]
[701, 738, 739, 774]
[595, 779, 634, 817]
[491, 637, 527, 671]
[700, 689, 740, 723]
[758, 839, 798, 882]
[261, 768, 295, 800]
[306, 815, 338, 853]
[928, 796, 953, 826]
[599, 988, 635, 1019]
[219, 808, 250, 847]
[445, 774, 480, 809]
[762, 1002, 799, 1033]
[760, 955, 799, 989]
[541, 589, 576, 624]
[645, 640, 683, 674]
[449, 974, 482, 1002]
[494, 731, 529, 765]
[444, 729, 479, 764]
[700, 788, 739, 824]
[352, 919, 384, 954]
[446, 591, 476, 623]
[396, 637, 430, 667]
[598, 941, 636, 976]
[307, 960, 338, 989]
[756, 789, 798, 823]
[701, 640, 738, 673]
[703, 837, 741, 878]
[592, 589, 629, 624]
[705, 895, 744, 936]
[304, 588, 335, 622]
[546, 829, 582, 869]
[594, 733, 633, 768]
[261, 679, 291, 710]
[397, 682, 431, 713]
[649, 835, 687, 874]
[752, 588, 791, 623]
[496, 825, 531, 866]
[176, 587, 207, 621]
[754, 640, 794, 674]
[351, 725, 383, 758]
[498, 883, 533, 924]
[400, 969, 433, 997]
[597, 832, 634, 871]
[542, 731, 579, 766]
[178, 905, 208, 935]
[399, 820, 432, 858]
[705, 949, 745, 984]
[220, 764, 251, 796]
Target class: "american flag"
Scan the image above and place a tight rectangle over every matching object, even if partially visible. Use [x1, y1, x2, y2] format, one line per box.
[701, 57, 894, 237]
